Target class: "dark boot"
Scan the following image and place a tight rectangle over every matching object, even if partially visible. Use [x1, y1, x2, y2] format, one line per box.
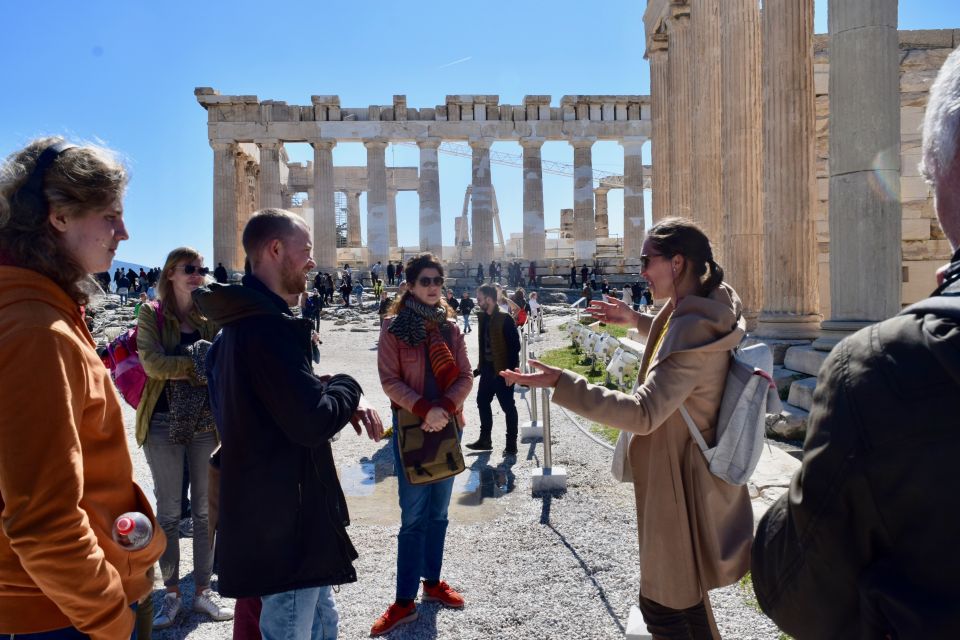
[503, 438, 518, 456]
[466, 432, 493, 450]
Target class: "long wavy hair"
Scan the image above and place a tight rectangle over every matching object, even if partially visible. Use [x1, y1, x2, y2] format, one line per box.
[0, 137, 128, 305]
[389, 253, 454, 318]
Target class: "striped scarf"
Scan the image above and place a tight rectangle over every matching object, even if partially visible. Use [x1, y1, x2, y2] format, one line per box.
[390, 297, 460, 392]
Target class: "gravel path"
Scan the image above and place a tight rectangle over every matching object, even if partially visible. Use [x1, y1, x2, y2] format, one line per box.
[107, 299, 783, 639]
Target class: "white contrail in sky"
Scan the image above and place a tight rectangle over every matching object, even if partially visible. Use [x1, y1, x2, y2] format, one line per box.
[438, 56, 472, 69]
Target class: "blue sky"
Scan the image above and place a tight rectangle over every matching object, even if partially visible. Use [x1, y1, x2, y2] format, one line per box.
[1, 1, 958, 267]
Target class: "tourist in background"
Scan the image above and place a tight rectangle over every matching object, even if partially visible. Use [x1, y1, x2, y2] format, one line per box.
[476, 262, 484, 285]
[214, 262, 228, 284]
[136, 247, 232, 628]
[445, 288, 459, 314]
[569, 264, 577, 288]
[459, 290, 475, 334]
[373, 254, 473, 636]
[387, 261, 395, 285]
[621, 282, 633, 309]
[528, 260, 537, 289]
[373, 277, 384, 301]
[0, 137, 164, 639]
[117, 271, 130, 305]
[503, 218, 752, 637]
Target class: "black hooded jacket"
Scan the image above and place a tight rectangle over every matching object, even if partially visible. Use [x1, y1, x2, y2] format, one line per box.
[194, 275, 362, 598]
[752, 253, 960, 639]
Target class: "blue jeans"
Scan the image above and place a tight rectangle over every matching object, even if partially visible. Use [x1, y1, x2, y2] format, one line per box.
[392, 425, 455, 600]
[259, 587, 338, 640]
[1, 605, 138, 639]
[461, 313, 471, 332]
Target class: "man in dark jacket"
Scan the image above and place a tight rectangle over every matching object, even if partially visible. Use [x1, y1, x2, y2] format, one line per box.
[467, 284, 521, 455]
[213, 262, 228, 284]
[195, 208, 383, 638]
[752, 48, 960, 639]
[386, 261, 395, 286]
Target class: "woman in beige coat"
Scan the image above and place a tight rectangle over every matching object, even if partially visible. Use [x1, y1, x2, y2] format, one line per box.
[503, 218, 753, 639]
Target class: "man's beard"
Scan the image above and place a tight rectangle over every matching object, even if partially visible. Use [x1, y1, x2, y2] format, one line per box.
[281, 259, 307, 296]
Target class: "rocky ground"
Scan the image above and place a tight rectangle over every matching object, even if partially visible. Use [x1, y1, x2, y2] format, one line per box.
[90, 290, 791, 640]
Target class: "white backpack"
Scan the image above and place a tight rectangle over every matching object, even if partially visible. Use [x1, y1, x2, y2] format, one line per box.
[679, 343, 781, 485]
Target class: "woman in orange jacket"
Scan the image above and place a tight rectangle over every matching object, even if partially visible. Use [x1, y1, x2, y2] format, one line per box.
[0, 138, 165, 639]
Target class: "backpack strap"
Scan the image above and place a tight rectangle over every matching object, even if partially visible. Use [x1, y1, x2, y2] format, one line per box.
[679, 403, 709, 454]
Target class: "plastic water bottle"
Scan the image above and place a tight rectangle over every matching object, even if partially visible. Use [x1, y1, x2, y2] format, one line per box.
[112, 512, 153, 550]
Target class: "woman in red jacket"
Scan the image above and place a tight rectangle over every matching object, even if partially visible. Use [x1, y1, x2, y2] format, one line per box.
[371, 254, 474, 636]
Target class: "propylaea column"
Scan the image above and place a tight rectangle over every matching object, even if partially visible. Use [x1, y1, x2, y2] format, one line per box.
[692, 0, 723, 257]
[668, 2, 693, 220]
[570, 137, 597, 261]
[815, 0, 902, 350]
[256, 139, 282, 210]
[648, 34, 671, 223]
[622, 136, 647, 258]
[469, 138, 494, 264]
[387, 187, 398, 250]
[310, 139, 337, 270]
[594, 187, 610, 238]
[346, 191, 362, 248]
[721, 0, 764, 329]
[417, 138, 443, 256]
[520, 137, 546, 262]
[756, 0, 821, 339]
[364, 139, 389, 266]
[212, 141, 239, 271]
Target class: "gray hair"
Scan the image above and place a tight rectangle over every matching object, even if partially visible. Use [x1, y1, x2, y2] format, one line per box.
[921, 46, 960, 183]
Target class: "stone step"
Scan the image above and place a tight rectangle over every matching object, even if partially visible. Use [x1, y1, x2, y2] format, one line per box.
[766, 404, 810, 441]
[773, 366, 808, 400]
[787, 377, 817, 411]
[783, 345, 829, 377]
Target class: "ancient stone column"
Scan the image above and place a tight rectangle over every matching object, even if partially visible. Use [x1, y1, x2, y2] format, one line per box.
[756, 0, 821, 339]
[346, 191, 362, 248]
[211, 141, 239, 271]
[570, 137, 597, 261]
[691, 0, 723, 258]
[721, 0, 764, 329]
[668, 2, 693, 220]
[417, 138, 443, 256]
[310, 139, 337, 270]
[469, 138, 494, 264]
[364, 139, 389, 266]
[256, 139, 282, 209]
[594, 187, 610, 238]
[648, 34, 671, 223]
[815, 0, 902, 350]
[520, 137, 546, 262]
[387, 187, 398, 250]
[622, 136, 646, 258]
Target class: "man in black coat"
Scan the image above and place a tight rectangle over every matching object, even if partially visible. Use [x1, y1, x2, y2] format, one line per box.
[196, 209, 383, 637]
[213, 262, 228, 284]
[386, 261, 395, 286]
[752, 48, 960, 639]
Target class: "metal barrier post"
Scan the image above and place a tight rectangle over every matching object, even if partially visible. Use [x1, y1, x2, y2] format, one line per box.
[531, 387, 567, 492]
[542, 389, 552, 469]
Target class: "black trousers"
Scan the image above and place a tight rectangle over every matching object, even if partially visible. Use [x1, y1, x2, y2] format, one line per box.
[638, 592, 715, 640]
[476, 365, 518, 442]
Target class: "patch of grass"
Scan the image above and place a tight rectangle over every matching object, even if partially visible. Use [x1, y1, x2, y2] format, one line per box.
[738, 572, 794, 640]
[540, 345, 623, 445]
[590, 423, 620, 446]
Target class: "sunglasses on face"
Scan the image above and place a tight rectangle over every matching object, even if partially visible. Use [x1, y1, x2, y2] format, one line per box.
[417, 276, 445, 287]
[179, 265, 210, 276]
[640, 254, 666, 271]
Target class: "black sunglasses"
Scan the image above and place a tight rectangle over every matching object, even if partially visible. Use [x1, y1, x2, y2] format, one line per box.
[179, 265, 210, 276]
[417, 276, 445, 287]
[640, 253, 666, 271]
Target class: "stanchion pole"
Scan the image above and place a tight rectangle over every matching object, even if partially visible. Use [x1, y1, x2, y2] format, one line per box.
[530, 384, 538, 423]
[542, 388, 552, 469]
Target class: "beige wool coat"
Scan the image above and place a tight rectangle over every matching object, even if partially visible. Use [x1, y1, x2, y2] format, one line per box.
[552, 283, 753, 609]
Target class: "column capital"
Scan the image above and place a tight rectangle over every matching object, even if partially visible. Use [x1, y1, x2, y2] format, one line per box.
[620, 136, 648, 149]
[309, 138, 337, 151]
[210, 140, 236, 151]
[416, 137, 442, 150]
[254, 138, 281, 149]
[569, 137, 596, 149]
[363, 138, 389, 150]
[519, 136, 546, 149]
[468, 137, 493, 150]
[593, 186, 611, 195]
[386, 187, 398, 196]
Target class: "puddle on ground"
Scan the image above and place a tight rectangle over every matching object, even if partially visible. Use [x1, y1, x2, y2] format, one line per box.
[340, 462, 378, 496]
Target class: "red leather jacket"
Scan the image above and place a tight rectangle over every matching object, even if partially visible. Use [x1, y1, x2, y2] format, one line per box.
[378, 316, 474, 422]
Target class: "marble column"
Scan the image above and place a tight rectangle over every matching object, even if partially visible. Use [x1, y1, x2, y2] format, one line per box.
[469, 138, 494, 264]
[648, 34, 671, 223]
[622, 137, 646, 258]
[815, 0, 902, 350]
[721, 0, 764, 329]
[310, 139, 337, 270]
[387, 188, 398, 250]
[520, 137, 546, 262]
[211, 141, 239, 271]
[692, 0, 723, 257]
[594, 187, 610, 238]
[756, 0, 821, 339]
[570, 137, 597, 261]
[668, 2, 693, 220]
[364, 139, 389, 266]
[346, 191, 362, 248]
[256, 139, 282, 209]
[417, 138, 443, 256]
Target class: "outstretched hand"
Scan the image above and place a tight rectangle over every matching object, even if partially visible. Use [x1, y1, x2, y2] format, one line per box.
[350, 395, 384, 442]
[583, 296, 638, 327]
[499, 359, 562, 389]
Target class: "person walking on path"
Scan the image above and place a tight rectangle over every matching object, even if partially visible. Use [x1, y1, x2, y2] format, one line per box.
[387, 261, 395, 286]
[117, 272, 130, 305]
[476, 262, 484, 285]
[196, 208, 383, 639]
[569, 264, 577, 288]
[136, 247, 232, 629]
[467, 284, 521, 455]
[503, 218, 753, 638]
[459, 290, 475, 334]
[371, 260, 382, 284]
[0, 137, 165, 639]
[580, 264, 590, 287]
[372, 254, 473, 636]
[214, 262, 228, 284]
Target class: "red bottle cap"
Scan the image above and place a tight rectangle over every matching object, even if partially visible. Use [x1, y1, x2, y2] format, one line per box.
[116, 516, 134, 535]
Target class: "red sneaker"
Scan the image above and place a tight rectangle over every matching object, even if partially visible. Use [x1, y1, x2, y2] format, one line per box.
[422, 580, 465, 608]
[370, 602, 417, 637]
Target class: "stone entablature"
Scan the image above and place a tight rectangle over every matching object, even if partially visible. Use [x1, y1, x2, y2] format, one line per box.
[285, 164, 419, 193]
